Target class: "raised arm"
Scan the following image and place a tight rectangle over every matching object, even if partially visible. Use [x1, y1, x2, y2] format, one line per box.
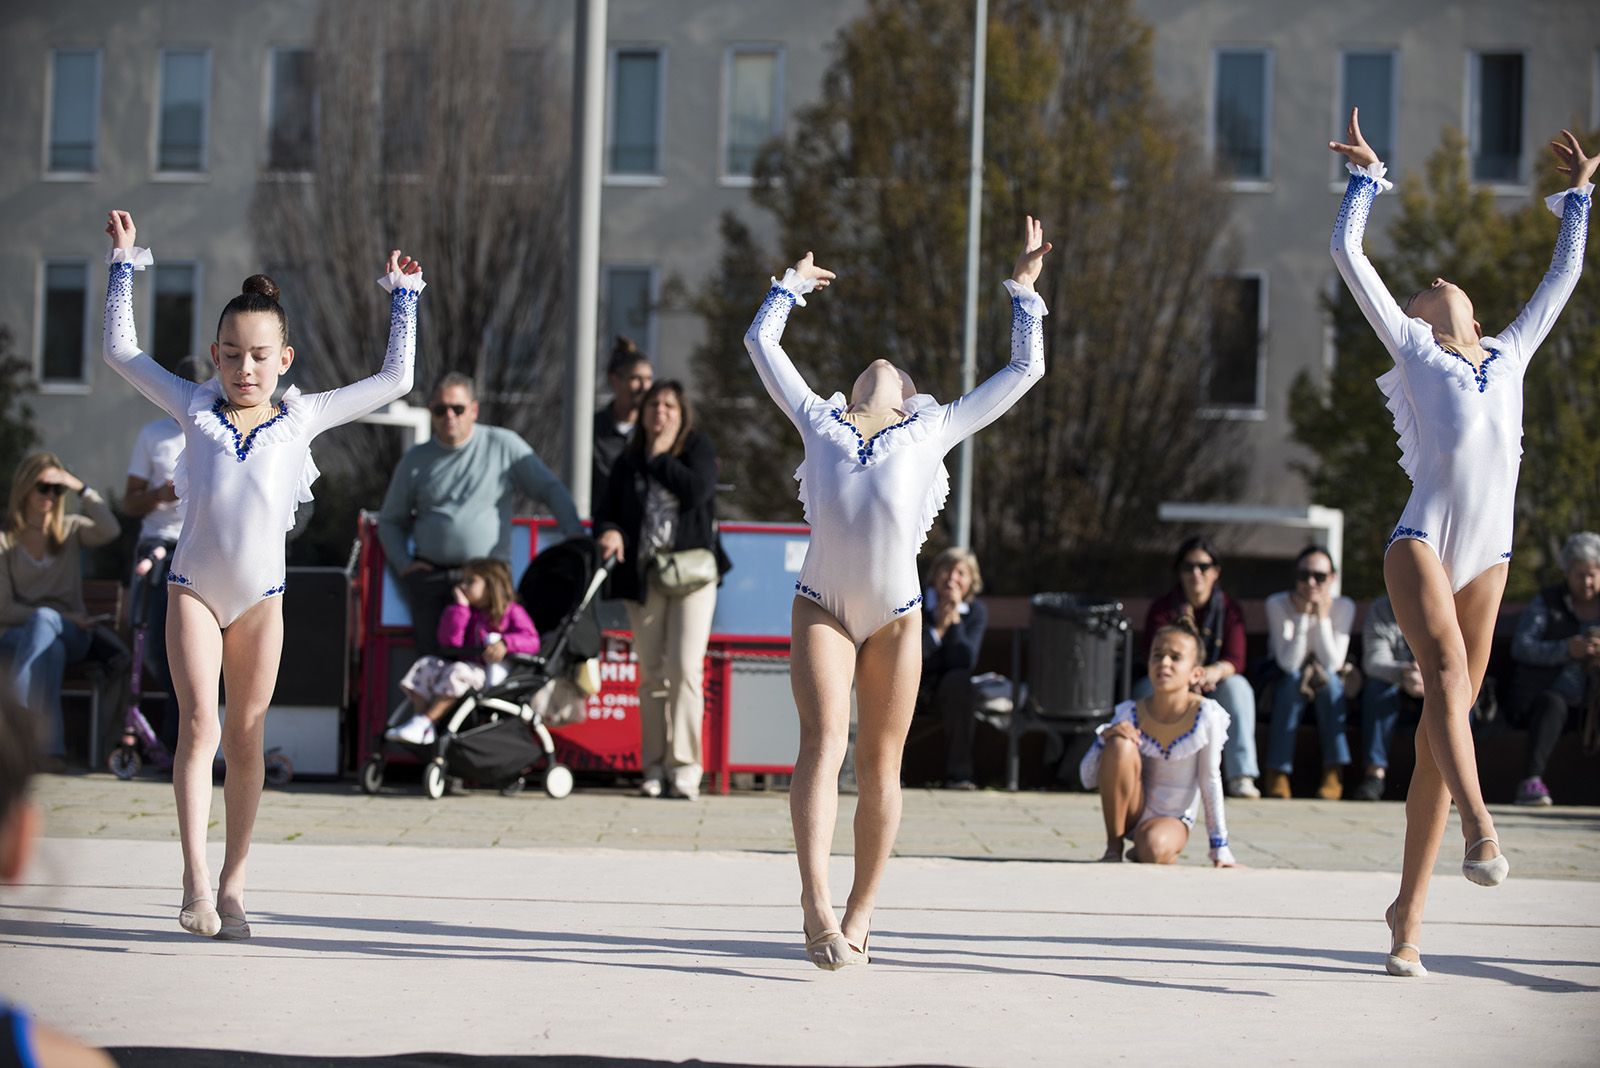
[300, 251, 422, 437]
[101, 210, 197, 419]
[742, 253, 833, 427]
[1328, 109, 1412, 360]
[1497, 131, 1595, 359]
[937, 216, 1051, 445]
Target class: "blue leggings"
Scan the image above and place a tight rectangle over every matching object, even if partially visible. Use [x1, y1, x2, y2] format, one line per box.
[0, 606, 92, 756]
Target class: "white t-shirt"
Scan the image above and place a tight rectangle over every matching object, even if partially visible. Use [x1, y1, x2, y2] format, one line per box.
[127, 417, 186, 542]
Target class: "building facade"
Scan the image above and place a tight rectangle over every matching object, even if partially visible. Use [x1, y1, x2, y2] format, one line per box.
[1, 0, 1596, 531]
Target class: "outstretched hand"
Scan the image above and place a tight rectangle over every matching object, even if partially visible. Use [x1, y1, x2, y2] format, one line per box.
[1550, 129, 1598, 189]
[1328, 106, 1379, 169]
[791, 251, 836, 290]
[105, 210, 137, 251]
[1010, 215, 1052, 289]
[385, 249, 422, 278]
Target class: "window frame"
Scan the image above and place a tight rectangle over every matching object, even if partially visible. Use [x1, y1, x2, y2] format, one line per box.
[1331, 47, 1400, 190]
[1199, 270, 1269, 420]
[719, 44, 784, 186]
[35, 258, 93, 393]
[263, 46, 318, 177]
[1465, 48, 1530, 191]
[604, 45, 667, 186]
[1209, 46, 1274, 191]
[43, 48, 102, 179]
[600, 263, 660, 363]
[153, 47, 213, 179]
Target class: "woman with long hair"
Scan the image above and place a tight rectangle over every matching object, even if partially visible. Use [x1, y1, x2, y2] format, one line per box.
[1329, 109, 1593, 975]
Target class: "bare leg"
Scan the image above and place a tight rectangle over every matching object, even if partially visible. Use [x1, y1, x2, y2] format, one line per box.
[788, 598, 856, 940]
[1386, 551, 1505, 961]
[166, 590, 224, 907]
[215, 598, 285, 920]
[1130, 817, 1190, 864]
[423, 696, 455, 723]
[842, 611, 922, 949]
[1097, 735, 1144, 860]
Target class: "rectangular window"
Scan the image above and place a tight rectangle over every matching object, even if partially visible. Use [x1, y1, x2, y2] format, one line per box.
[48, 50, 100, 172]
[1471, 52, 1524, 183]
[1214, 49, 1271, 181]
[40, 262, 89, 384]
[157, 50, 211, 172]
[152, 263, 199, 373]
[497, 49, 542, 171]
[1206, 275, 1264, 409]
[603, 266, 656, 358]
[1340, 50, 1397, 168]
[608, 49, 663, 176]
[724, 48, 781, 178]
[382, 49, 429, 171]
[267, 49, 317, 172]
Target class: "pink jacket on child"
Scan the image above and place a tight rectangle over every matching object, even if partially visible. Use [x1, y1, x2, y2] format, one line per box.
[436, 602, 540, 660]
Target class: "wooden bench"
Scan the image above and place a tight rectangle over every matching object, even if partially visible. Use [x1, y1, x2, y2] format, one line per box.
[61, 579, 126, 768]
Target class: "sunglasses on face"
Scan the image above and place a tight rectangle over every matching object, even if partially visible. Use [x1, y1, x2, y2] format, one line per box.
[1178, 561, 1216, 574]
[34, 481, 67, 497]
[430, 403, 468, 418]
[1297, 569, 1332, 584]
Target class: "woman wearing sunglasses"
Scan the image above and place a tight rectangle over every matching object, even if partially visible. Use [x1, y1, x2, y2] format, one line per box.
[0, 451, 121, 770]
[1262, 546, 1355, 801]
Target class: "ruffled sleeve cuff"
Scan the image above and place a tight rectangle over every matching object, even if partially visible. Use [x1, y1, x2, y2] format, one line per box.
[1002, 278, 1048, 317]
[1546, 183, 1595, 218]
[377, 269, 427, 294]
[1346, 160, 1394, 193]
[772, 267, 818, 307]
[106, 247, 154, 269]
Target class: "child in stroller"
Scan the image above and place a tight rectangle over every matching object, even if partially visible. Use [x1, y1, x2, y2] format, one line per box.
[364, 538, 611, 800]
[386, 558, 537, 746]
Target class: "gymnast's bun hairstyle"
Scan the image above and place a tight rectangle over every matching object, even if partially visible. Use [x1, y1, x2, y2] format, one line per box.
[607, 335, 649, 377]
[216, 273, 288, 342]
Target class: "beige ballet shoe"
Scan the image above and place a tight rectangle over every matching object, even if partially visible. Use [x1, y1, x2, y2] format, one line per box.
[1462, 836, 1509, 887]
[214, 911, 251, 941]
[803, 927, 852, 971]
[179, 898, 221, 938]
[1384, 903, 1426, 977]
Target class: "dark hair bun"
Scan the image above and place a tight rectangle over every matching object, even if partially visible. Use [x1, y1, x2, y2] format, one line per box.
[241, 274, 281, 301]
[612, 335, 639, 357]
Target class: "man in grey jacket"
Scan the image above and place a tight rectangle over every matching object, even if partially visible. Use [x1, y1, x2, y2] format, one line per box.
[378, 372, 584, 654]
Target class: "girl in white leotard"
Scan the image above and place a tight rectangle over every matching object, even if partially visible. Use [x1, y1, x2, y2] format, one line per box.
[1329, 110, 1594, 977]
[102, 210, 422, 939]
[744, 217, 1050, 969]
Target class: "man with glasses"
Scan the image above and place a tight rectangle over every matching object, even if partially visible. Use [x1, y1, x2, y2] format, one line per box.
[378, 373, 583, 655]
[1262, 546, 1356, 800]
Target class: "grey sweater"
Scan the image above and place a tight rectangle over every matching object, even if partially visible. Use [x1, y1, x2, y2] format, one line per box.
[378, 425, 583, 568]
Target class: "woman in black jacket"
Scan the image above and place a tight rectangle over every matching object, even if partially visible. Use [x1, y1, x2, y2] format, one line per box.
[919, 548, 988, 788]
[595, 381, 729, 800]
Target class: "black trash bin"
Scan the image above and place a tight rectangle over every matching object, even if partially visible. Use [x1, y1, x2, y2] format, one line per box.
[1006, 593, 1131, 790]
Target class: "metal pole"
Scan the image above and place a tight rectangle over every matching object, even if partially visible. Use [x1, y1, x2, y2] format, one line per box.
[952, 0, 987, 548]
[566, 0, 607, 516]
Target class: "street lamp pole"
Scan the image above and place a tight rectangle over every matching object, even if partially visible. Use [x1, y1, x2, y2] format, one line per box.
[566, 0, 607, 516]
[952, 0, 988, 548]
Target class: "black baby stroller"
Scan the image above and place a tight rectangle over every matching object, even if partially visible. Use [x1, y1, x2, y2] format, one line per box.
[361, 537, 613, 800]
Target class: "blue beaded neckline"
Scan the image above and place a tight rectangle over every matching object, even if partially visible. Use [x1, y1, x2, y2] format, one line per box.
[829, 409, 919, 465]
[1436, 343, 1502, 393]
[1133, 703, 1201, 759]
[212, 399, 290, 461]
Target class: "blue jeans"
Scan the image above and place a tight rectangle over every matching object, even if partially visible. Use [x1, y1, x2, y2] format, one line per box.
[0, 606, 93, 756]
[1131, 672, 1259, 780]
[131, 539, 180, 749]
[1360, 678, 1402, 770]
[1266, 670, 1350, 773]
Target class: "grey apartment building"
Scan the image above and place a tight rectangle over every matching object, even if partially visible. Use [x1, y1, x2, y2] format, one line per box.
[2, 1, 1596, 530]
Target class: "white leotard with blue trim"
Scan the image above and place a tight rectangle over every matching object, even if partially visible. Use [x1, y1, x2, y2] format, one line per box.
[743, 270, 1046, 645]
[103, 248, 420, 626]
[1331, 162, 1592, 592]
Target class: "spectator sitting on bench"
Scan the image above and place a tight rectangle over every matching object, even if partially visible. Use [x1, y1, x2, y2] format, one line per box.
[1079, 618, 1237, 867]
[1262, 546, 1356, 800]
[1135, 535, 1259, 800]
[1355, 593, 1420, 801]
[1507, 531, 1600, 807]
[917, 547, 988, 790]
[0, 452, 121, 772]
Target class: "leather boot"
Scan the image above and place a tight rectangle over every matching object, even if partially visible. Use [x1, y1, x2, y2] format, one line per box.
[1318, 765, 1345, 800]
[1262, 770, 1292, 799]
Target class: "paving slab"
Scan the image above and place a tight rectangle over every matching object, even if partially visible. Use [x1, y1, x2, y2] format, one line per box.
[3, 838, 1598, 1066]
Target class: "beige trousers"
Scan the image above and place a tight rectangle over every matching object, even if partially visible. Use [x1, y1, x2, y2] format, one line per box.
[624, 576, 717, 784]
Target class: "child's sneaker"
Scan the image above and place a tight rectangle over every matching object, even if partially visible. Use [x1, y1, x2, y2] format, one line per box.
[388, 716, 436, 746]
[1514, 777, 1552, 806]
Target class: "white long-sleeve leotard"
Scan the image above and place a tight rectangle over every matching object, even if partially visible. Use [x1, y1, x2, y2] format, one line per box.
[1079, 698, 1235, 865]
[1331, 161, 1592, 592]
[744, 271, 1046, 644]
[103, 249, 420, 626]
